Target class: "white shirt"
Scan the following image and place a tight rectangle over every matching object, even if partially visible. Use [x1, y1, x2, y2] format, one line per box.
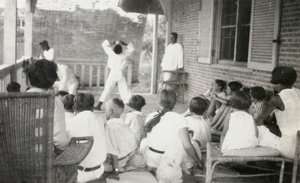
[221, 111, 258, 152]
[186, 115, 211, 148]
[66, 111, 107, 167]
[43, 48, 56, 61]
[145, 111, 188, 151]
[105, 118, 137, 158]
[125, 111, 146, 146]
[55, 64, 79, 93]
[102, 40, 135, 72]
[27, 87, 69, 151]
[161, 42, 183, 71]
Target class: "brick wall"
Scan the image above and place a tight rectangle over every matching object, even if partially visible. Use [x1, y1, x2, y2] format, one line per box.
[32, 8, 147, 83]
[172, 0, 300, 102]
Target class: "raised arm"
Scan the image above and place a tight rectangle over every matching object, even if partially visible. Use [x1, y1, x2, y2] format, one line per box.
[102, 39, 114, 55]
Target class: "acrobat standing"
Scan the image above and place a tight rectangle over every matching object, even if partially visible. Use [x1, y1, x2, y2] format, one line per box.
[95, 39, 134, 110]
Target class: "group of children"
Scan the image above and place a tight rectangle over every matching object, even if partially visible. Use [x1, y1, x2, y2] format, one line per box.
[7, 58, 300, 182]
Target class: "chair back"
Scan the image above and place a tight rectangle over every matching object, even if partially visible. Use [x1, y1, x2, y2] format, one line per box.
[292, 130, 300, 183]
[0, 92, 55, 183]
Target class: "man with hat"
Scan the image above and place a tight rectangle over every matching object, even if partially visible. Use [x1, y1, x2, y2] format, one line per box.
[255, 66, 300, 159]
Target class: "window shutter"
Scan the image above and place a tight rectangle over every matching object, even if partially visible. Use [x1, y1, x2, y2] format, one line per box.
[197, 0, 214, 64]
[248, 0, 281, 71]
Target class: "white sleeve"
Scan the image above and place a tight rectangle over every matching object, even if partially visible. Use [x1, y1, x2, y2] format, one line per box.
[177, 44, 184, 69]
[102, 39, 114, 55]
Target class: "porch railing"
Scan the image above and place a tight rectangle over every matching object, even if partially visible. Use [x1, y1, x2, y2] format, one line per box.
[0, 60, 25, 93]
[56, 58, 132, 89]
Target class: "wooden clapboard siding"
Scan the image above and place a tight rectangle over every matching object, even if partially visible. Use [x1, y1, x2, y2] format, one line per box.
[248, 0, 281, 71]
[197, 0, 214, 63]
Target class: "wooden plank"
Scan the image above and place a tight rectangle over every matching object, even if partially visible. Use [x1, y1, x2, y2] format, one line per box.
[96, 65, 101, 87]
[89, 65, 93, 87]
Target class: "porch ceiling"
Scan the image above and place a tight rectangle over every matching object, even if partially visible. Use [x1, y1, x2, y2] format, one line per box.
[118, 0, 164, 15]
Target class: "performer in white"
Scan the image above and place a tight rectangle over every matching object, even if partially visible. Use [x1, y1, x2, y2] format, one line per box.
[39, 40, 79, 95]
[161, 32, 184, 81]
[95, 39, 134, 110]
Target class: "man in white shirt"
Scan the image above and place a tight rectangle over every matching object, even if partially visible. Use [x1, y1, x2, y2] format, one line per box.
[39, 40, 56, 61]
[66, 93, 107, 183]
[95, 39, 134, 110]
[161, 32, 184, 82]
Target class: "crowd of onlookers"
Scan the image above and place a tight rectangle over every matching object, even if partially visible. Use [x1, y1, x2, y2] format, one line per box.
[6, 59, 300, 183]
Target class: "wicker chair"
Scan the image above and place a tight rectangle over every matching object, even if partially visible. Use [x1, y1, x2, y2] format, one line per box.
[292, 131, 300, 183]
[205, 140, 298, 183]
[0, 92, 93, 183]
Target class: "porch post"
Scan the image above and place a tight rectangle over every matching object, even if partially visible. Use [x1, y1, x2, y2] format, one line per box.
[3, 0, 17, 81]
[151, 14, 158, 94]
[24, 0, 33, 57]
[159, 0, 172, 45]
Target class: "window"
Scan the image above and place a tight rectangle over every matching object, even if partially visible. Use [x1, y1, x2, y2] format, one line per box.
[218, 0, 251, 63]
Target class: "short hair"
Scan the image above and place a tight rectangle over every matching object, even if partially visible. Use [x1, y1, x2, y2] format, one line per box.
[74, 93, 94, 111]
[241, 87, 250, 95]
[62, 94, 75, 111]
[27, 59, 58, 89]
[189, 97, 209, 115]
[6, 81, 21, 92]
[39, 40, 49, 47]
[128, 95, 146, 111]
[113, 44, 122, 54]
[270, 66, 297, 86]
[230, 91, 251, 110]
[250, 86, 266, 101]
[111, 98, 125, 110]
[228, 81, 243, 92]
[171, 32, 178, 40]
[215, 79, 227, 92]
[56, 90, 69, 97]
[106, 98, 125, 116]
[159, 89, 177, 110]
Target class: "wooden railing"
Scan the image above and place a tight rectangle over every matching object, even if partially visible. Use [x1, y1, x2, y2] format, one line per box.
[57, 58, 133, 89]
[0, 60, 26, 92]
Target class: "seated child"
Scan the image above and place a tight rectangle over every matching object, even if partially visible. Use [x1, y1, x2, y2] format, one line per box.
[62, 94, 75, 120]
[6, 81, 21, 92]
[221, 91, 258, 153]
[211, 81, 243, 131]
[66, 93, 107, 183]
[125, 95, 146, 147]
[185, 97, 211, 149]
[104, 98, 138, 180]
[249, 86, 266, 122]
[25, 59, 69, 153]
[183, 79, 227, 117]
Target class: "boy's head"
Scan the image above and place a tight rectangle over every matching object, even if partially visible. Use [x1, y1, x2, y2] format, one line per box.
[270, 66, 297, 87]
[105, 98, 125, 120]
[62, 94, 75, 112]
[26, 59, 58, 89]
[128, 95, 146, 111]
[39, 40, 50, 51]
[6, 81, 21, 92]
[113, 44, 123, 54]
[213, 79, 227, 92]
[73, 93, 94, 113]
[230, 91, 251, 110]
[170, 32, 178, 44]
[227, 81, 243, 95]
[189, 97, 209, 115]
[158, 89, 177, 110]
[250, 86, 266, 101]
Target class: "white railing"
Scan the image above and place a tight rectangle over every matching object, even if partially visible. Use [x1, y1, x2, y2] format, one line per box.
[57, 58, 132, 89]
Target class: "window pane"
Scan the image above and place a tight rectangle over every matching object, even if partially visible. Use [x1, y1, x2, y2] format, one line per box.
[220, 28, 235, 60]
[221, 0, 237, 26]
[236, 26, 250, 62]
[238, 0, 252, 25]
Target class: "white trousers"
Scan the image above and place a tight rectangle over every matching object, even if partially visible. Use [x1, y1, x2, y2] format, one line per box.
[99, 71, 131, 104]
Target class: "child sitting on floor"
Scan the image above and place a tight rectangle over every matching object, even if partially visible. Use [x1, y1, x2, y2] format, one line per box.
[125, 95, 146, 147]
[183, 79, 227, 117]
[249, 86, 266, 122]
[104, 98, 138, 180]
[185, 97, 211, 149]
[221, 91, 258, 153]
[66, 93, 107, 183]
[211, 81, 243, 131]
[62, 94, 75, 120]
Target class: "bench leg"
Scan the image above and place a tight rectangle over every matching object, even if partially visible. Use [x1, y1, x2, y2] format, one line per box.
[279, 160, 285, 183]
[205, 160, 212, 183]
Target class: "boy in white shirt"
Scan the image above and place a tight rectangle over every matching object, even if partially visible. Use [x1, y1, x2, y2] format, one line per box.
[104, 98, 137, 180]
[66, 93, 107, 183]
